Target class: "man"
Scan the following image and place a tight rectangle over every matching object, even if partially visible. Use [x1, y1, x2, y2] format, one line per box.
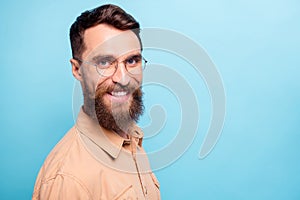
[33, 4, 160, 199]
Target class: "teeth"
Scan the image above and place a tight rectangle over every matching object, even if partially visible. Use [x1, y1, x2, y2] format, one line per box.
[111, 91, 127, 97]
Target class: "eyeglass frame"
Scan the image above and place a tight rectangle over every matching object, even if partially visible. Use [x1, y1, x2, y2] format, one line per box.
[74, 54, 148, 77]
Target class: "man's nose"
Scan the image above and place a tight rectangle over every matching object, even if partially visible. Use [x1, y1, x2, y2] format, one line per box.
[111, 62, 130, 86]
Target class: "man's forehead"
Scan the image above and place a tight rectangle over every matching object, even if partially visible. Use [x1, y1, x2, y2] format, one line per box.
[83, 24, 141, 59]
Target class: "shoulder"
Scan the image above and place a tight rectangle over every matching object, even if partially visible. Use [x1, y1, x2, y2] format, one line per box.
[34, 127, 80, 183]
[36, 126, 107, 179]
[41, 127, 78, 173]
[33, 126, 106, 199]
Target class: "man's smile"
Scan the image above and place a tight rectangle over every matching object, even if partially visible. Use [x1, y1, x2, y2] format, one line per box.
[105, 90, 131, 103]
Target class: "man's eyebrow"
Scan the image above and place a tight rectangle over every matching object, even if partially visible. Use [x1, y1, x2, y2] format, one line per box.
[91, 55, 115, 62]
[124, 53, 142, 59]
[91, 53, 142, 62]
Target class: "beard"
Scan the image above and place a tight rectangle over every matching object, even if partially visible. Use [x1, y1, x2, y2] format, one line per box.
[84, 82, 144, 134]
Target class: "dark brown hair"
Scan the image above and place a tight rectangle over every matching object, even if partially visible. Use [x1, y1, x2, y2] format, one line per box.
[69, 4, 141, 60]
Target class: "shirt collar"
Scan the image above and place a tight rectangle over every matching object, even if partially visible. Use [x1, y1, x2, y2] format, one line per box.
[75, 108, 143, 159]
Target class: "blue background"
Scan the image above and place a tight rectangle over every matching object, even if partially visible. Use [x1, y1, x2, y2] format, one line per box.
[1, 0, 300, 199]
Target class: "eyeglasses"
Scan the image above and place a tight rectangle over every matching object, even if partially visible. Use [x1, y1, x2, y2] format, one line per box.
[75, 54, 147, 77]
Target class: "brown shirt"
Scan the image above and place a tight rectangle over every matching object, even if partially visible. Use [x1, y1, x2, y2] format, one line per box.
[32, 109, 160, 200]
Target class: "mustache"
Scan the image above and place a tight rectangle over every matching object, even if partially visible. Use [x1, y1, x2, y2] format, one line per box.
[95, 82, 139, 96]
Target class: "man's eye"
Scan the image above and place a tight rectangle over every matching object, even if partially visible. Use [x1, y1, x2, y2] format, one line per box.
[126, 58, 136, 65]
[97, 60, 111, 68]
[126, 56, 141, 66]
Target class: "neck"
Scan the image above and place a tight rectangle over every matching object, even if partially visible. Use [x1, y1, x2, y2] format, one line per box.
[114, 129, 129, 139]
[82, 105, 97, 120]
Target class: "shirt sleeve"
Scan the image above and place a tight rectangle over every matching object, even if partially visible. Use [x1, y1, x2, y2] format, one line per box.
[33, 174, 91, 200]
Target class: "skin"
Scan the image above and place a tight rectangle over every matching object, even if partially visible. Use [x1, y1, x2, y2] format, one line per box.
[70, 24, 143, 136]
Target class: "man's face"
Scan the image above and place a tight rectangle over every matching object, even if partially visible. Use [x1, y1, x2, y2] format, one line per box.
[78, 24, 143, 133]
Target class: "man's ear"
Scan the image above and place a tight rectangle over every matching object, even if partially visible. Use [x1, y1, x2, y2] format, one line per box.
[70, 58, 83, 81]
